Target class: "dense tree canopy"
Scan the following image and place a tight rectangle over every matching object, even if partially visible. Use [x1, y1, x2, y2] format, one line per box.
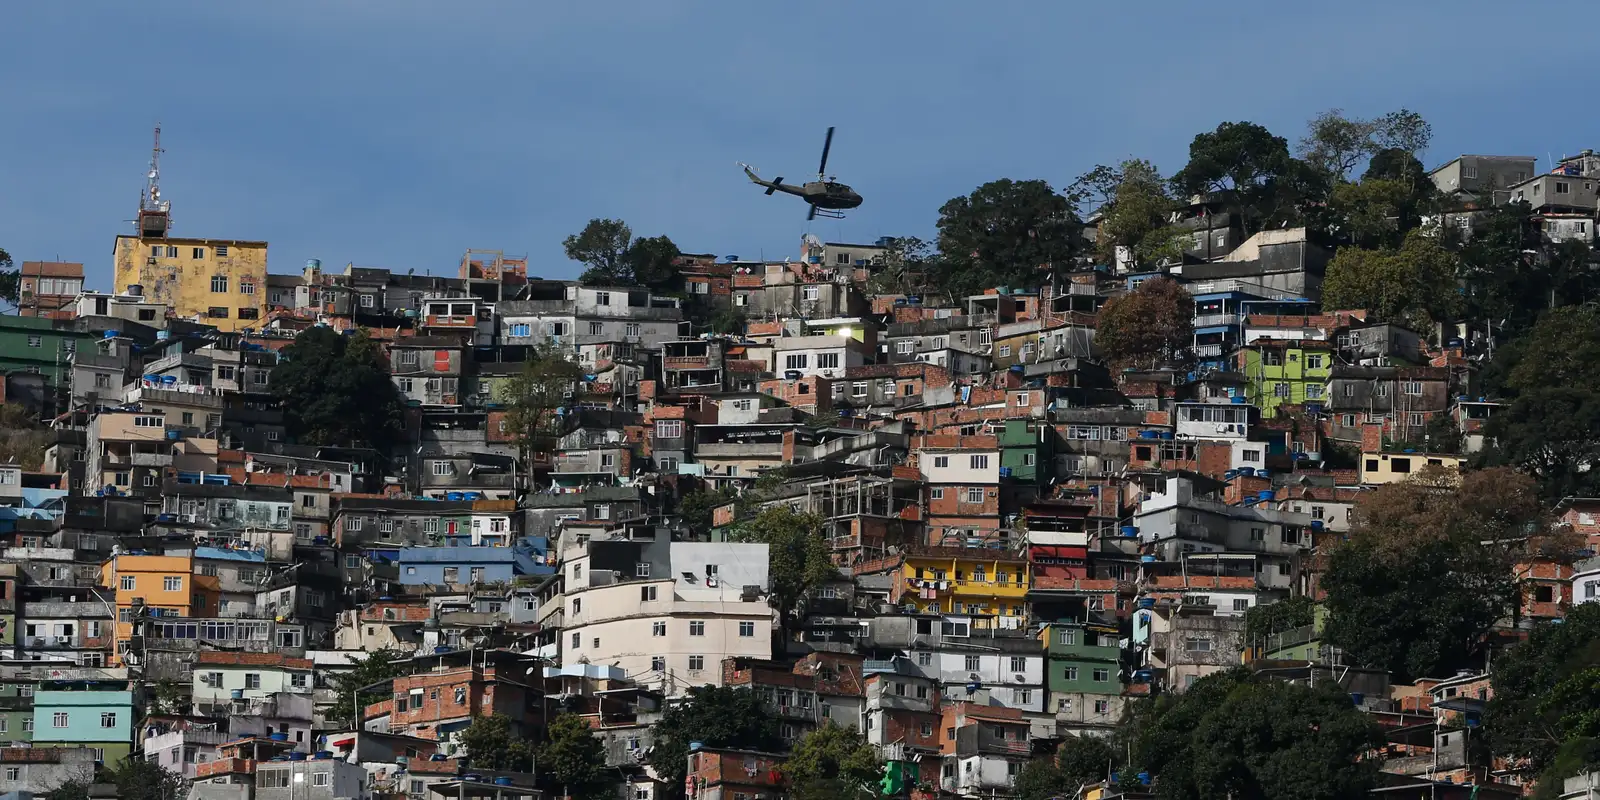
[0, 247, 16, 307]
[932, 179, 1082, 299]
[727, 506, 837, 626]
[1172, 121, 1319, 233]
[649, 685, 783, 800]
[564, 218, 683, 293]
[1321, 467, 1542, 682]
[539, 713, 618, 800]
[1479, 306, 1600, 499]
[782, 722, 883, 800]
[1073, 160, 1185, 270]
[270, 326, 404, 453]
[328, 648, 410, 727]
[1093, 277, 1194, 371]
[1488, 603, 1600, 777]
[1319, 230, 1462, 328]
[461, 713, 534, 771]
[1120, 669, 1379, 800]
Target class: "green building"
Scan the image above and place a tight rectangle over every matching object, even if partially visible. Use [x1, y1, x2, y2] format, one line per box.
[999, 419, 1056, 485]
[0, 316, 92, 405]
[1042, 620, 1127, 733]
[1238, 339, 1334, 417]
[0, 680, 33, 744]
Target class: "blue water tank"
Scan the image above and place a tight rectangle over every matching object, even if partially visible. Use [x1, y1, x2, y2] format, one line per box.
[1159, 431, 1174, 440]
[446, 492, 463, 501]
[1139, 555, 1156, 564]
[1258, 490, 1274, 501]
[494, 778, 514, 786]
[463, 492, 481, 501]
[231, 689, 245, 700]
[1120, 525, 1137, 538]
[306, 259, 322, 270]
[1351, 693, 1364, 706]
[1138, 597, 1155, 608]
[999, 467, 1012, 478]
[161, 375, 176, 386]
[156, 330, 170, 341]
[1310, 520, 1325, 531]
[287, 752, 306, 762]
[689, 742, 704, 752]
[269, 731, 287, 741]
[166, 429, 181, 441]
[104, 330, 118, 339]
[1231, 396, 1247, 404]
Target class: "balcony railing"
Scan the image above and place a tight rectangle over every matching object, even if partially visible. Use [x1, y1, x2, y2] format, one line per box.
[1194, 313, 1240, 328]
[1194, 344, 1225, 358]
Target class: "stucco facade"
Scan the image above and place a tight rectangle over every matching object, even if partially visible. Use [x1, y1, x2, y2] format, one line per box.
[113, 235, 269, 332]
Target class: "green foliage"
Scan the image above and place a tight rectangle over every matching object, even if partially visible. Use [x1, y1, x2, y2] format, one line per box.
[146, 679, 186, 715]
[865, 236, 935, 297]
[727, 505, 836, 623]
[44, 780, 90, 800]
[1480, 306, 1600, 499]
[1121, 669, 1379, 800]
[1056, 734, 1117, 785]
[107, 758, 188, 800]
[1532, 737, 1600, 800]
[1327, 152, 1438, 249]
[1320, 230, 1462, 329]
[783, 721, 883, 800]
[678, 486, 736, 531]
[0, 247, 16, 306]
[1173, 121, 1320, 233]
[328, 648, 410, 727]
[707, 308, 747, 335]
[540, 713, 618, 800]
[502, 344, 586, 466]
[1013, 759, 1074, 800]
[1077, 160, 1181, 269]
[932, 179, 1082, 299]
[1297, 108, 1432, 182]
[1321, 467, 1535, 682]
[1093, 277, 1194, 371]
[1243, 595, 1315, 644]
[270, 326, 403, 453]
[649, 685, 783, 800]
[1487, 602, 1600, 774]
[564, 219, 683, 293]
[462, 713, 534, 771]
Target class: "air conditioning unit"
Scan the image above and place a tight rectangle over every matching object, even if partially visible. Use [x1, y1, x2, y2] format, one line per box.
[146, 257, 158, 265]
[1013, 674, 1026, 683]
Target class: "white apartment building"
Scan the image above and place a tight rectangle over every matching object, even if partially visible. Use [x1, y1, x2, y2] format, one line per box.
[561, 540, 773, 695]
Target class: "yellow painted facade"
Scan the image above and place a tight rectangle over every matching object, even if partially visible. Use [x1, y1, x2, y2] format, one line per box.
[112, 235, 269, 332]
[1359, 451, 1463, 485]
[901, 552, 1031, 617]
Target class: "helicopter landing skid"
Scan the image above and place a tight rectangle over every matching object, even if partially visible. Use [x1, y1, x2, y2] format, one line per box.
[808, 207, 846, 220]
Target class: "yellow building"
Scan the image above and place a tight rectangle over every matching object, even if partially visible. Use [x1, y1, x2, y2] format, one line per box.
[99, 554, 217, 663]
[896, 546, 1031, 618]
[1359, 451, 1463, 485]
[113, 235, 269, 332]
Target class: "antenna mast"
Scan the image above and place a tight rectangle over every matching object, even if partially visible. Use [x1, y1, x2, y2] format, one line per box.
[137, 124, 172, 238]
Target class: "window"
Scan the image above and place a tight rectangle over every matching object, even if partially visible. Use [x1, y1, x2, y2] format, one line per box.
[964, 654, 981, 671]
[510, 323, 531, 337]
[850, 381, 868, 397]
[52, 712, 68, 728]
[784, 353, 809, 370]
[572, 632, 581, 649]
[207, 306, 229, 318]
[1017, 688, 1032, 704]
[688, 655, 705, 671]
[816, 352, 841, 370]
[587, 321, 603, 335]
[998, 345, 1012, 357]
[245, 673, 261, 689]
[964, 487, 984, 504]
[1402, 380, 1423, 396]
[312, 772, 330, 788]
[1008, 656, 1026, 673]
[120, 575, 135, 591]
[917, 651, 933, 666]
[1184, 637, 1212, 652]
[431, 460, 453, 476]
[1557, 181, 1572, 194]
[896, 340, 915, 354]
[1391, 457, 1412, 474]
[1093, 668, 1110, 682]
[1305, 384, 1324, 400]
[1304, 354, 1324, 369]
[1058, 628, 1078, 646]
[210, 275, 228, 293]
[164, 576, 182, 591]
[3, 767, 15, 781]
[689, 621, 705, 636]
[1409, 412, 1425, 427]
[625, 322, 640, 337]
[240, 279, 256, 296]
[595, 291, 611, 306]
[101, 712, 118, 728]
[739, 621, 756, 637]
[969, 454, 988, 469]
[1273, 383, 1291, 398]
[653, 621, 666, 637]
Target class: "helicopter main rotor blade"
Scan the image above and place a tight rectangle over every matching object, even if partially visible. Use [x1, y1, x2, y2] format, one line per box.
[807, 205, 818, 222]
[817, 127, 835, 177]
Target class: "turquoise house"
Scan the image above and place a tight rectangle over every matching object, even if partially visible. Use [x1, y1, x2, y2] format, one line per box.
[31, 689, 134, 764]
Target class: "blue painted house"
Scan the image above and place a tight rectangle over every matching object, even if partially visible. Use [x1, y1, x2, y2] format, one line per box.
[379, 537, 552, 585]
[31, 687, 135, 764]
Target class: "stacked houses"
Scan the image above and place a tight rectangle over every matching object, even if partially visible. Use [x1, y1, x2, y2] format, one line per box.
[0, 152, 1591, 799]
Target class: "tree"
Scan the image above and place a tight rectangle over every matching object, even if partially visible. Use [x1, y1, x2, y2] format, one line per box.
[1173, 121, 1319, 232]
[1479, 306, 1600, 499]
[1119, 669, 1378, 800]
[1013, 760, 1074, 800]
[566, 218, 634, 286]
[1055, 733, 1117, 786]
[564, 219, 683, 293]
[1487, 591, 1600, 774]
[270, 326, 403, 453]
[501, 344, 586, 476]
[707, 308, 747, 335]
[649, 685, 782, 800]
[1093, 277, 1194, 371]
[0, 247, 17, 307]
[1077, 160, 1184, 270]
[932, 179, 1082, 299]
[0, 403, 51, 470]
[44, 781, 90, 800]
[107, 758, 188, 800]
[727, 506, 836, 628]
[1297, 108, 1432, 183]
[866, 236, 935, 297]
[1185, 679, 1381, 800]
[328, 648, 410, 727]
[1243, 595, 1315, 644]
[462, 713, 534, 771]
[1321, 467, 1537, 681]
[782, 721, 883, 800]
[678, 486, 736, 531]
[540, 712, 617, 800]
[1319, 230, 1462, 328]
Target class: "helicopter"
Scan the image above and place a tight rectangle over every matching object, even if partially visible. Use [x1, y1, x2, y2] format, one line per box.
[739, 126, 863, 220]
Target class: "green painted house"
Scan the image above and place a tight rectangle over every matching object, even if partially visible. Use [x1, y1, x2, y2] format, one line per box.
[0, 681, 34, 744]
[1237, 340, 1334, 417]
[999, 419, 1055, 485]
[1041, 620, 1127, 732]
[0, 316, 91, 392]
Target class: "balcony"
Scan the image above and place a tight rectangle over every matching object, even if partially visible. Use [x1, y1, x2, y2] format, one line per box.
[196, 758, 257, 779]
[1194, 313, 1240, 328]
[1194, 344, 1225, 358]
[663, 356, 712, 370]
[133, 452, 173, 468]
[695, 442, 780, 458]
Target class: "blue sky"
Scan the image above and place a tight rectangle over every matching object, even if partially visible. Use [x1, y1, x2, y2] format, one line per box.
[0, 1, 1583, 289]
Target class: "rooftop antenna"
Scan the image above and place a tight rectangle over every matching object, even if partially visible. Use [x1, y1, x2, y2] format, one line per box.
[137, 124, 172, 238]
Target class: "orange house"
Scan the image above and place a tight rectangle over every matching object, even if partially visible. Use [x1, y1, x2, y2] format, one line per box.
[99, 553, 219, 663]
